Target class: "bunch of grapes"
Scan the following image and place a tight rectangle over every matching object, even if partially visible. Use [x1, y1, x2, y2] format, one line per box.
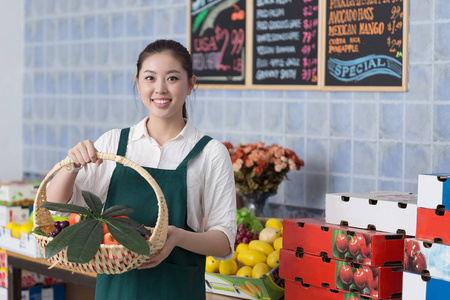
[50, 220, 70, 237]
[235, 222, 259, 249]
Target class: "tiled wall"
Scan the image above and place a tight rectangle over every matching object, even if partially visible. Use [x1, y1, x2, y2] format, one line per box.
[22, 0, 450, 217]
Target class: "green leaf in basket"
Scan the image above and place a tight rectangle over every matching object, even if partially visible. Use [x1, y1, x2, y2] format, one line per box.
[44, 220, 90, 259]
[81, 190, 103, 216]
[66, 219, 104, 263]
[105, 218, 150, 256]
[106, 217, 152, 237]
[39, 202, 94, 217]
[101, 205, 134, 218]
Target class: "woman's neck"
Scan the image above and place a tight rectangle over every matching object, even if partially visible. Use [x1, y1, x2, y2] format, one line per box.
[146, 117, 186, 146]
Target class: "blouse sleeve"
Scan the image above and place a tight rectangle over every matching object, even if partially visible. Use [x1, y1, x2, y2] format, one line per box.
[202, 140, 237, 260]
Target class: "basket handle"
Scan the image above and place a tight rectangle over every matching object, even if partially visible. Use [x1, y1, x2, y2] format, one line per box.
[33, 152, 168, 238]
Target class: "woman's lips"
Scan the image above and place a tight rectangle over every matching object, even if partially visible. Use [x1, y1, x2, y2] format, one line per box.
[152, 98, 171, 108]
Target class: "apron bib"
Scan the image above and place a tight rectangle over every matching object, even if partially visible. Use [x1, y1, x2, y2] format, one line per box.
[95, 128, 211, 300]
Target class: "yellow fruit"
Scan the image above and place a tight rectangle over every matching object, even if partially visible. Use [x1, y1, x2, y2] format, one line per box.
[280, 226, 283, 236]
[238, 250, 267, 267]
[252, 262, 270, 279]
[19, 222, 33, 234]
[205, 256, 221, 273]
[267, 251, 280, 269]
[236, 243, 249, 254]
[273, 237, 283, 251]
[265, 218, 282, 231]
[6, 222, 21, 239]
[236, 265, 253, 277]
[249, 240, 274, 256]
[259, 227, 281, 245]
[219, 259, 238, 275]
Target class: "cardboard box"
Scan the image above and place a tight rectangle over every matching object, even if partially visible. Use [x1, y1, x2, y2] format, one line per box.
[0, 227, 42, 258]
[417, 173, 450, 210]
[402, 271, 450, 300]
[0, 205, 30, 226]
[0, 182, 35, 206]
[326, 192, 417, 235]
[279, 249, 403, 299]
[205, 266, 284, 300]
[403, 238, 450, 281]
[416, 207, 450, 245]
[283, 218, 404, 267]
[284, 279, 398, 300]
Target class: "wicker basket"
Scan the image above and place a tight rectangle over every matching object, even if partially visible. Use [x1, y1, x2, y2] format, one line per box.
[32, 152, 168, 274]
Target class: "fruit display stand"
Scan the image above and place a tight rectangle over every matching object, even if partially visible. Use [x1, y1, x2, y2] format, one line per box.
[283, 218, 405, 266]
[205, 266, 284, 300]
[325, 191, 417, 235]
[0, 227, 42, 258]
[279, 249, 403, 299]
[402, 271, 450, 300]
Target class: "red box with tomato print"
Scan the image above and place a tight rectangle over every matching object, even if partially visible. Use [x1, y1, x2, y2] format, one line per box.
[279, 249, 403, 299]
[284, 279, 398, 300]
[325, 191, 417, 235]
[415, 207, 450, 245]
[283, 218, 405, 267]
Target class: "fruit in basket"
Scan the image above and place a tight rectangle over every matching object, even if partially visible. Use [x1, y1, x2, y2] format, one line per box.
[238, 250, 267, 267]
[219, 259, 238, 275]
[265, 218, 282, 231]
[35, 190, 152, 263]
[248, 240, 274, 256]
[258, 227, 281, 245]
[69, 213, 82, 225]
[267, 250, 279, 269]
[103, 232, 120, 245]
[252, 262, 269, 279]
[236, 265, 252, 277]
[205, 256, 221, 273]
[50, 220, 70, 237]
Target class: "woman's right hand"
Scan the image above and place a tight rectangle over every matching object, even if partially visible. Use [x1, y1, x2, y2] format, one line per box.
[68, 140, 103, 167]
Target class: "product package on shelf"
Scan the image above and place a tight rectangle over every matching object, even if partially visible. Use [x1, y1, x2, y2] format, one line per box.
[415, 207, 450, 245]
[279, 249, 403, 299]
[21, 283, 65, 300]
[417, 173, 450, 210]
[0, 182, 35, 207]
[402, 271, 450, 300]
[0, 227, 42, 258]
[325, 191, 417, 235]
[284, 279, 398, 300]
[0, 205, 30, 226]
[403, 237, 450, 282]
[205, 265, 284, 300]
[283, 218, 405, 267]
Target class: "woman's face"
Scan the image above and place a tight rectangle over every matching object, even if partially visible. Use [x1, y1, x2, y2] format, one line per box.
[135, 52, 195, 122]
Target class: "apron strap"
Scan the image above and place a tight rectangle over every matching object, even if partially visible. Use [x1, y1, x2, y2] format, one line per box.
[117, 128, 130, 156]
[177, 135, 212, 170]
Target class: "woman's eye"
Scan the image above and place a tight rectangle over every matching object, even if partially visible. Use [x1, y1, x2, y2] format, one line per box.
[168, 76, 178, 81]
[145, 76, 154, 81]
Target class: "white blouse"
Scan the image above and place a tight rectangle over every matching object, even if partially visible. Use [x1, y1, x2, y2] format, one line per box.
[66, 117, 237, 260]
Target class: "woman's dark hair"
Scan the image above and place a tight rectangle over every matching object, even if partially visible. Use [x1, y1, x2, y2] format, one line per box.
[136, 39, 194, 119]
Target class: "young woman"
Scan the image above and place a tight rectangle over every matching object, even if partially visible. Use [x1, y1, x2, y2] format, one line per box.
[46, 39, 237, 299]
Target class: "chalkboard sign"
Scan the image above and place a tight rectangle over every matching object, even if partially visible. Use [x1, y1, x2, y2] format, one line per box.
[252, 0, 319, 87]
[324, 0, 409, 91]
[188, 0, 246, 85]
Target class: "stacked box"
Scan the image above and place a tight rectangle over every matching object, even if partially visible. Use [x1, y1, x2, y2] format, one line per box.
[402, 272, 450, 300]
[325, 191, 417, 235]
[0, 182, 35, 206]
[283, 219, 405, 266]
[279, 249, 403, 299]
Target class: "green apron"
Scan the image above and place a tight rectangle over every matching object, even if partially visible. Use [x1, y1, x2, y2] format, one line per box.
[95, 128, 212, 300]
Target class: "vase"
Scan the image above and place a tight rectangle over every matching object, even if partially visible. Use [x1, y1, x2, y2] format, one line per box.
[239, 192, 273, 217]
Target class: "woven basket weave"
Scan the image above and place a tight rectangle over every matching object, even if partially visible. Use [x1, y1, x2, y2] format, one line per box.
[32, 152, 168, 274]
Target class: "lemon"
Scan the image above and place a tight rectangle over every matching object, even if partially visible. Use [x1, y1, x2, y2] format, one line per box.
[265, 218, 282, 231]
[236, 243, 249, 254]
[205, 256, 221, 273]
[259, 227, 281, 245]
[19, 222, 33, 234]
[252, 263, 269, 279]
[219, 259, 238, 275]
[248, 240, 274, 256]
[267, 251, 280, 269]
[238, 250, 267, 267]
[236, 265, 253, 277]
[273, 237, 283, 251]
[6, 222, 21, 239]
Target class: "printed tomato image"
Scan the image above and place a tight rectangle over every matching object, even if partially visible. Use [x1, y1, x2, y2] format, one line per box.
[404, 239, 427, 274]
[336, 233, 349, 253]
[332, 230, 373, 264]
[338, 264, 354, 285]
[336, 260, 377, 295]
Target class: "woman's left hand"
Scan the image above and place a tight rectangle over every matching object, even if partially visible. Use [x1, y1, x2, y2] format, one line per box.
[138, 225, 179, 269]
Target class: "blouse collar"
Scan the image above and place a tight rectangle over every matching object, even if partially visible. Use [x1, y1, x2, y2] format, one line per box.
[131, 117, 196, 145]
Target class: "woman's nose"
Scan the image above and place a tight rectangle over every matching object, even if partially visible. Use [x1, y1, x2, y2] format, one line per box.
[155, 80, 167, 94]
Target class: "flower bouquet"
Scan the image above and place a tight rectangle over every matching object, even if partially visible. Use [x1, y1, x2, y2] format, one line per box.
[223, 141, 304, 216]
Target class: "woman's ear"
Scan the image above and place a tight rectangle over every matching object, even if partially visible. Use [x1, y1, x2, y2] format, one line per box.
[135, 75, 140, 94]
[187, 75, 197, 95]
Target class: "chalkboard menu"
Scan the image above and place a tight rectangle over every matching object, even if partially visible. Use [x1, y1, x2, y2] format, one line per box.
[324, 0, 408, 90]
[189, 0, 246, 85]
[252, 0, 319, 86]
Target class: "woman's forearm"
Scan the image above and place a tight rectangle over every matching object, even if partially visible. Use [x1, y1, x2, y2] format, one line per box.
[46, 169, 78, 204]
[172, 227, 232, 258]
